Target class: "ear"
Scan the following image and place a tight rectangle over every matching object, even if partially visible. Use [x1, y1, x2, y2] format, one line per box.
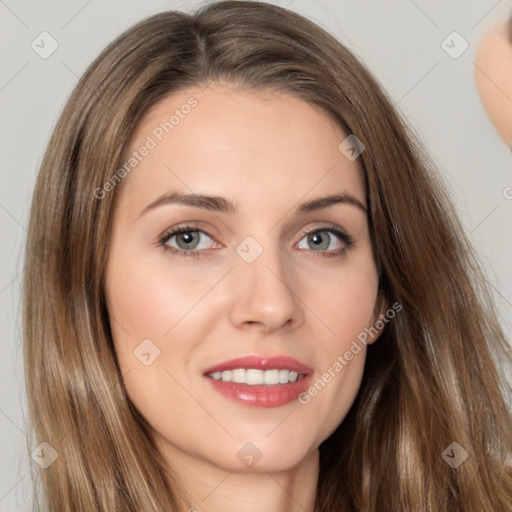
[367, 291, 389, 345]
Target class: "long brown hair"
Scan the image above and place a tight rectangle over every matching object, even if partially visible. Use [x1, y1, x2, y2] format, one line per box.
[23, 1, 512, 510]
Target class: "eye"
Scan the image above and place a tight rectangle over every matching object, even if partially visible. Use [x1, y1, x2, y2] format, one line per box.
[158, 225, 217, 258]
[296, 225, 355, 257]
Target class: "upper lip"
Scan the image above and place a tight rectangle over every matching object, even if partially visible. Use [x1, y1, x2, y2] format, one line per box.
[203, 355, 313, 376]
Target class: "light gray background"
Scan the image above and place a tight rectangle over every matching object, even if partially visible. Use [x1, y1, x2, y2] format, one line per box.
[1, 1, 511, 510]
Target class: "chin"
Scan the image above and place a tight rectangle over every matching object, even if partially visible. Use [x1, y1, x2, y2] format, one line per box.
[217, 438, 318, 474]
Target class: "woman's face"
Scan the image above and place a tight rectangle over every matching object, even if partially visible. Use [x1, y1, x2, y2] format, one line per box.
[105, 83, 385, 475]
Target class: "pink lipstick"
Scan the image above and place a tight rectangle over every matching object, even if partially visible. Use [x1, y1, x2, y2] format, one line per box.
[203, 355, 314, 408]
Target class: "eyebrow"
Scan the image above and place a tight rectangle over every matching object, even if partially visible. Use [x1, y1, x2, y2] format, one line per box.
[137, 191, 367, 219]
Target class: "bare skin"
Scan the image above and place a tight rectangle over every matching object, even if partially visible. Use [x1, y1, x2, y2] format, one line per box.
[474, 19, 512, 147]
[104, 83, 386, 512]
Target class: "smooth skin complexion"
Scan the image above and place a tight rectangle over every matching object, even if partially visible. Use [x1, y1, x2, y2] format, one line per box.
[474, 19, 512, 147]
[105, 83, 386, 512]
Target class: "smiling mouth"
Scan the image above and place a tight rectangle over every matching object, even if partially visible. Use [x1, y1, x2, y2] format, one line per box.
[202, 355, 313, 407]
[206, 368, 306, 386]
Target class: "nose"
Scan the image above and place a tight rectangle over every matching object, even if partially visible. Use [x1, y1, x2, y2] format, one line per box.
[228, 244, 304, 334]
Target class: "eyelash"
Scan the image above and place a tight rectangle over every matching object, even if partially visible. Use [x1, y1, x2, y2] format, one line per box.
[157, 223, 355, 260]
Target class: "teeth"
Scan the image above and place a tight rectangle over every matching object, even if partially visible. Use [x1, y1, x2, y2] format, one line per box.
[264, 369, 279, 385]
[246, 369, 263, 385]
[232, 369, 246, 383]
[208, 368, 304, 385]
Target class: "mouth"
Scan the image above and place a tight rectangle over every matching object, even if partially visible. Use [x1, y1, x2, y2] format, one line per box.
[202, 355, 313, 408]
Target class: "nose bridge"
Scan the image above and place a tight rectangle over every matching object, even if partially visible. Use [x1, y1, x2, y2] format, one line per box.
[228, 232, 302, 332]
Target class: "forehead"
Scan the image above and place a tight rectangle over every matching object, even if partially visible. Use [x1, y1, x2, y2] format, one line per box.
[117, 84, 366, 216]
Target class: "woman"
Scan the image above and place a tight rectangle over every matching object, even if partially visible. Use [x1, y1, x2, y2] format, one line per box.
[23, 1, 512, 510]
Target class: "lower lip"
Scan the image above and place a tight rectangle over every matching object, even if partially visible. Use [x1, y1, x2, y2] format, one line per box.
[205, 374, 313, 408]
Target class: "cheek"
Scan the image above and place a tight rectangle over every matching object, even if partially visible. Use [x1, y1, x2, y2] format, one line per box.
[307, 253, 380, 342]
[105, 246, 221, 342]
[104, 249, 225, 433]
[295, 255, 379, 440]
